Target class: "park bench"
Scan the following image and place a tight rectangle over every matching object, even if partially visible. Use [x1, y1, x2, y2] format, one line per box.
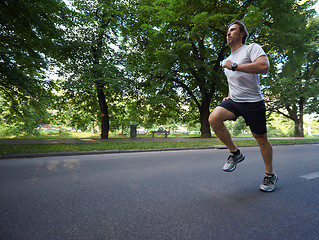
[151, 130, 170, 138]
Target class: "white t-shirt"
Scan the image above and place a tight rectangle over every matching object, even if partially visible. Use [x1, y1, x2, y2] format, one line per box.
[224, 43, 268, 102]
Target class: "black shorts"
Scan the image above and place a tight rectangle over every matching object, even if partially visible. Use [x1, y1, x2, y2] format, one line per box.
[218, 98, 267, 135]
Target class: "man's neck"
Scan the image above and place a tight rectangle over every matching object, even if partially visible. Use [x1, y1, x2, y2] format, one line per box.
[231, 43, 243, 53]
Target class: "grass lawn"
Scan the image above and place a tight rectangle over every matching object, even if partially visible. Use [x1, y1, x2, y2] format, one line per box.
[0, 136, 319, 155]
[1, 131, 102, 139]
[0, 131, 205, 139]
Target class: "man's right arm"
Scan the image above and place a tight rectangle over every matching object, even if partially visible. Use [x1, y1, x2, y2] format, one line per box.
[223, 55, 269, 74]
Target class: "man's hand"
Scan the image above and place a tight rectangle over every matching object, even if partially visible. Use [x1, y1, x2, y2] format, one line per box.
[222, 97, 230, 102]
[222, 60, 233, 70]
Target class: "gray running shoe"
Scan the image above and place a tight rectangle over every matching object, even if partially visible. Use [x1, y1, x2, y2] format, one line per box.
[223, 151, 245, 172]
[260, 173, 278, 192]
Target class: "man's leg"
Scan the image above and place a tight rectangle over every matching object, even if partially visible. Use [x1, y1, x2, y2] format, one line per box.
[208, 106, 237, 152]
[209, 106, 245, 172]
[252, 133, 273, 174]
[253, 132, 278, 192]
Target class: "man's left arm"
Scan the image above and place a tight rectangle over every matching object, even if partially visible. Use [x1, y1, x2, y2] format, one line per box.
[223, 55, 269, 74]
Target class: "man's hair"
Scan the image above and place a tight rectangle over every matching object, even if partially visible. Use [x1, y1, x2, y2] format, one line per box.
[229, 20, 249, 45]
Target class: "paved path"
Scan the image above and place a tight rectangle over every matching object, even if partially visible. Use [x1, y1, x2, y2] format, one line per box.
[1, 145, 318, 240]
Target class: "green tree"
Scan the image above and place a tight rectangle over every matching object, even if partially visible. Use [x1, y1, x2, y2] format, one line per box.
[123, 0, 247, 138]
[50, 79, 98, 132]
[61, 0, 126, 139]
[0, 0, 71, 135]
[264, 12, 319, 137]
[123, 0, 316, 138]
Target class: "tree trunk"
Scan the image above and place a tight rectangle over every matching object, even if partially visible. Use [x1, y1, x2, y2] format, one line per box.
[199, 101, 211, 138]
[294, 97, 304, 137]
[294, 117, 304, 137]
[91, 9, 111, 139]
[96, 83, 109, 139]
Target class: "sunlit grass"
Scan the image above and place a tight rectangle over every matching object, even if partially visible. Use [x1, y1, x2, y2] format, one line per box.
[0, 131, 208, 139]
[0, 138, 318, 155]
[0, 141, 219, 155]
[3, 131, 101, 139]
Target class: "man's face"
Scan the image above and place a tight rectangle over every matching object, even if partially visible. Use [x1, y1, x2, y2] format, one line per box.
[226, 24, 243, 47]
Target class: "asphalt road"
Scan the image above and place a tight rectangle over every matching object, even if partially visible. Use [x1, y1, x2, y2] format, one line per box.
[1, 144, 318, 240]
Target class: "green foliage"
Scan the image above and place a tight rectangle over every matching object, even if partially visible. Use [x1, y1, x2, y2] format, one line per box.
[267, 112, 294, 137]
[0, 0, 71, 135]
[224, 117, 250, 136]
[123, 0, 246, 137]
[263, 8, 319, 136]
[307, 119, 319, 133]
[58, 0, 130, 138]
[122, 0, 319, 137]
[1, 0, 318, 138]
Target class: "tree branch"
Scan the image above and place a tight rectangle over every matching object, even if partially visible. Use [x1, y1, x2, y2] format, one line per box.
[276, 109, 293, 121]
[151, 73, 201, 109]
[173, 78, 201, 109]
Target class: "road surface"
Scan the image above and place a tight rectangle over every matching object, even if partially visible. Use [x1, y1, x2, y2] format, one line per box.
[1, 144, 318, 240]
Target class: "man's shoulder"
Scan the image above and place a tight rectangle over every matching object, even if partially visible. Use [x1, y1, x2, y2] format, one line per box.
[245, 43, 266, 57]
[246, 43, 262, 50]
[236, 43, 262, 54]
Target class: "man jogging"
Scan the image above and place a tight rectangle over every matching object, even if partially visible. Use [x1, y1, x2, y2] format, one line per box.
[208, 20, 278, 192]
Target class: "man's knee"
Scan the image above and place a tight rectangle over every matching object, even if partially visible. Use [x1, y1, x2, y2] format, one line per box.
[208, 110, 222, 128]
[209, 107, 235, 126]
[208, 112, 216, 126]
[253, 133, 270, 145]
